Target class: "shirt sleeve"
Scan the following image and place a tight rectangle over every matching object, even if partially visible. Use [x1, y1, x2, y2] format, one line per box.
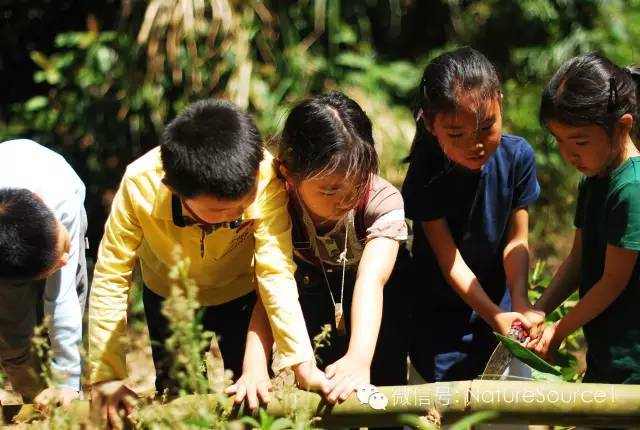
[607, 181, 640, 250]
[88, 175, 143, 384]
[364, 176, 408, 242]
[253, 173, 314, 371]
[401, 131, 446, 221]
[512, 140, 541, 209]
[43, 199, 85, 391]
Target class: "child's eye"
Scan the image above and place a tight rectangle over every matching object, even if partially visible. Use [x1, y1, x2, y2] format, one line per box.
[481, 122, 495, 131]
[575, 141, 588, 146]
[447, 133, 463, 138]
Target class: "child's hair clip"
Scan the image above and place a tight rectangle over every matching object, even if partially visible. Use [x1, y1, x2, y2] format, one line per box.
[607, 77, 618, 112]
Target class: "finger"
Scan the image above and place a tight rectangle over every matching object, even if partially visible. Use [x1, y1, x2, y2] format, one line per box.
[518, 315, 533, 331]
[34, 395, 49, 413]
[247, 385, 258, 410]
[234, 384, 247, 404]
[107, 403, 123, 430]
[100, 402, 109, 422]
[225, 384, 238, 395]
[324, 363, 337, 379]
[322, 375, 337, 394]
[338, 380, 357, 402]
[122, 395, 136, 417]
[526, 337, 539, 349]
[257, 381, 271, 404]
[327, 375, 352, 403]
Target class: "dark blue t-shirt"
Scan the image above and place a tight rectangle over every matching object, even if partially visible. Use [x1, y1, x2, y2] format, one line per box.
[402, 133, 540, 309]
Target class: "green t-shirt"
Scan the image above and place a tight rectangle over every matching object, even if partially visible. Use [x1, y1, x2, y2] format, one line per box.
[574, 156, 640, 384]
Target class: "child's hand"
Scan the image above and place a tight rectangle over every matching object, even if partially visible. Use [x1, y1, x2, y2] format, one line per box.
[90, 380, 137, 430]
[324, 353, 370, 404]
[527, 321, 563, 362]
[225, 365, 272, 410]
[492, 311, 532, 337]
[34, 387, 79, 413]
[515, 307, 546, 339]
[293, 360, 330, 392]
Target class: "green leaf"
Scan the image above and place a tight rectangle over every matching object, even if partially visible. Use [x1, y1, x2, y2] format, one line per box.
[30, 51, 50, 69]
[184, 417, 215, 427]
[495, 333, 562, 376]
[239, 416, 262, 428]
[334, 52, 373, 69]
[23, 96, 48, 112]
[269, 417, 296, 430]
[449, 411, 499, 430]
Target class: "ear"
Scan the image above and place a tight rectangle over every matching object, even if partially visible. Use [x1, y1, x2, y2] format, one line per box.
[616, 113, 634, 136]
[421, 114, 436, 135]
[277, 161, 294, 184]
[55, 253, 69, 272]
[161, 177, 176, 194]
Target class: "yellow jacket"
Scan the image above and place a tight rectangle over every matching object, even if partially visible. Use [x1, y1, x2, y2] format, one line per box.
[88, 147, 312, 384]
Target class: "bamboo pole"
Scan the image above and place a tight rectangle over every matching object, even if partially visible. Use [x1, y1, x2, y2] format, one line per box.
[5, 381, 640, 428]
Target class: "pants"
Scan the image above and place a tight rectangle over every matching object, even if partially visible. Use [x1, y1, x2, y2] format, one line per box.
[295, 248, 411, 387]
[409, 263, 512, 382]
[0, 208, 88, 401]
[142, 286, 256, 395]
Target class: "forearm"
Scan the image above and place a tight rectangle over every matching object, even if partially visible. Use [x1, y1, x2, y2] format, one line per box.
[254, 178, 313, 370]
[445, 255, 503, 327]
[556, 270, 630, 339]
[243, 298, 273, 371]
[44, 207, 84, 390]
[87, 274, 130, 384]
[534, 256, 580, 315]
[503, 239, 531, 311]
[44, 295, 82, 390]
[346, 238, 398, 362]
[347, 276, 383, 365]
[423, 220, 502, 326]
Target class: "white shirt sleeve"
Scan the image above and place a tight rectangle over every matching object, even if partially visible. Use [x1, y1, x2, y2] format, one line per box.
[43, 198, 85, 391]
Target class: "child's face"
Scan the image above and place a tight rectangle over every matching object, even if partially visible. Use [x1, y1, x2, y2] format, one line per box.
[296, 172, 360, 223]
[425, 94, 502, 170]
[182, 183, 257, 225]
[37, 220, 71, 279]
[546, 120, 615, 177]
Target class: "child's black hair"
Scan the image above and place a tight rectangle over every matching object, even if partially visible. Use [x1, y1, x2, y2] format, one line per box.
[406, 47, 502, 162]
[540, 53, 640, 141]
[0, 188, 59, 280]
[278, 91, 378, 201]
[161, 99, 264, 200]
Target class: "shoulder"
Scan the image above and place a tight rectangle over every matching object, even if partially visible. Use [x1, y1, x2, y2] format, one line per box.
[0, 138, 53, 157]
[123, 147, 164, 185]
[363, 175, 407, 240]
[124, 146, 163, 179]
[499, 134, 535, 162]
[610, 158, 640, 199]
[367, 175, 404, 211]
[246, 149, 285, 219]
[255, 149, 281, 196]
[120, 147, 164, 200]
[364, 175, 405, 224]
[0, 138, 79, 174]
[0, 139, 85, 203]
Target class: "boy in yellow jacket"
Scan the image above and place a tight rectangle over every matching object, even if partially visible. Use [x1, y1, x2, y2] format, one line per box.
[89, 99, 325, 426]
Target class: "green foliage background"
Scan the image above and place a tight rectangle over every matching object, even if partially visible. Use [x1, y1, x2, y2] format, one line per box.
[3, 0, 639, 260]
